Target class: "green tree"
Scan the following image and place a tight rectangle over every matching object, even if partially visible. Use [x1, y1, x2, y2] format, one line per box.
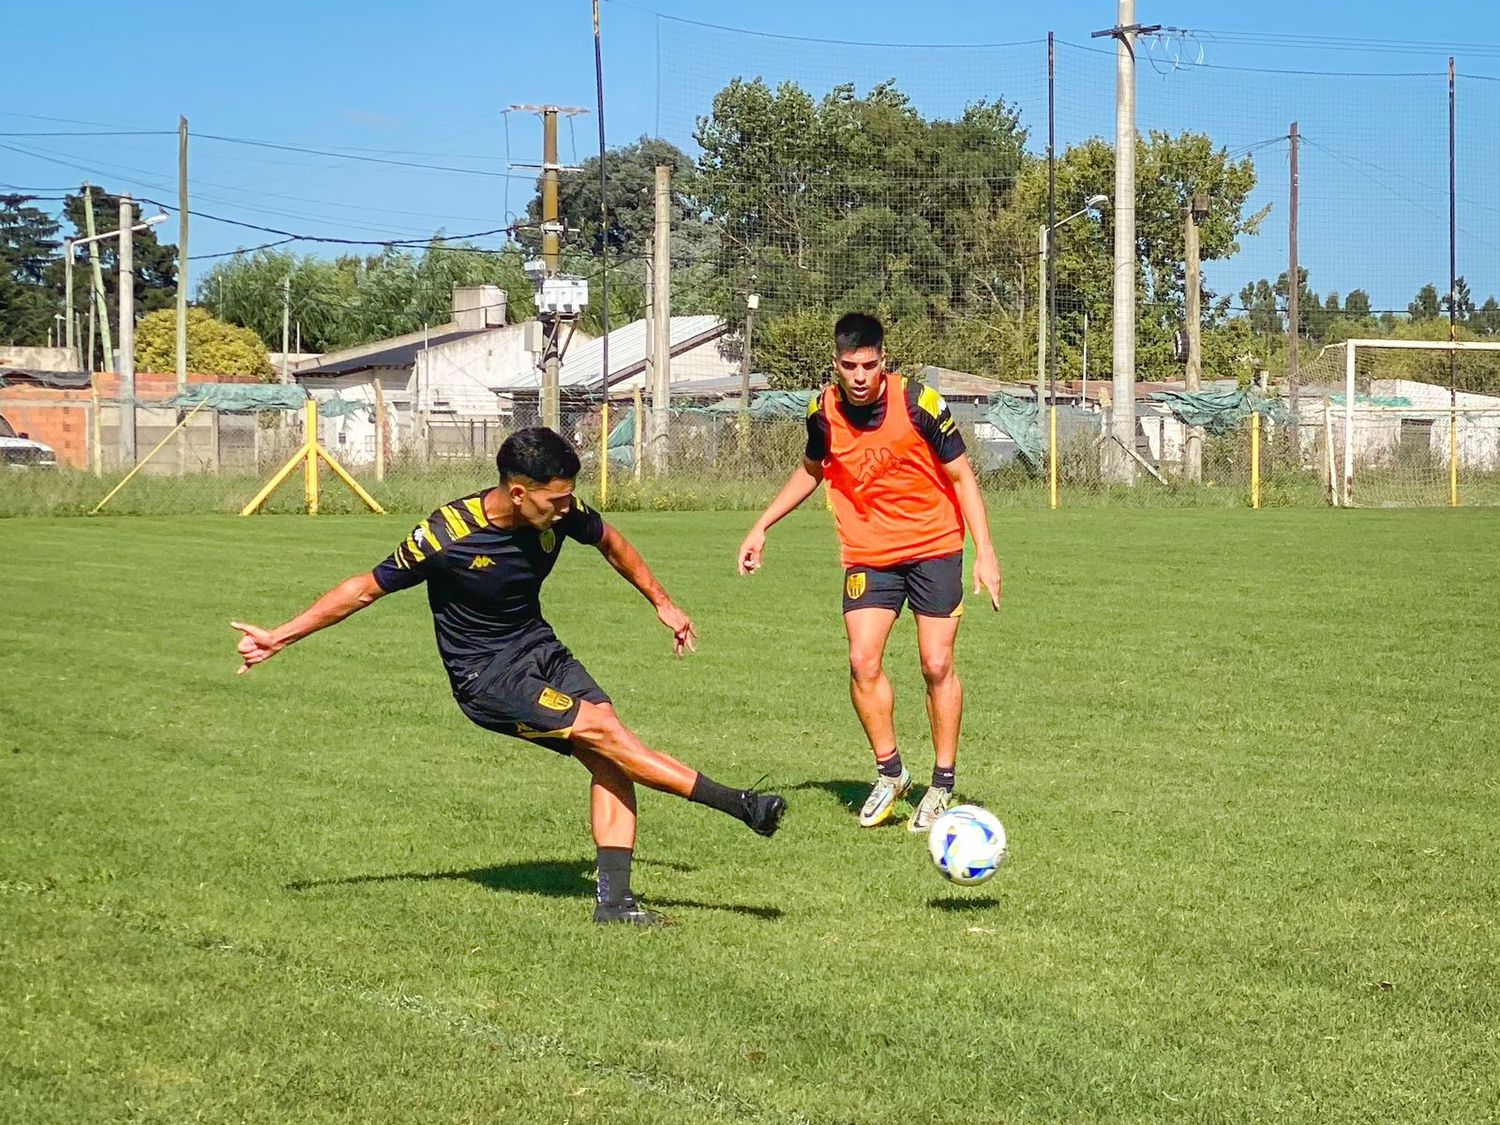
[1344, 289, 1373, 319]
[1473, 295, 1500, 336]
[1408, 283, 1441, 321]
[134, 307, 273, 379]
[1441, 275, 1474, 323]
[0, 194, 61, 345]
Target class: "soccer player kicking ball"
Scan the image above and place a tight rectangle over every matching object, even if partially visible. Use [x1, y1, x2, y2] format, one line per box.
[738, 312, 1001, 833]
[233, 427, 786, 927]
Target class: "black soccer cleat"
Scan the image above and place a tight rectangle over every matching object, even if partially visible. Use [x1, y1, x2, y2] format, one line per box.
[593, 895, 671, 927]
[743, 792, 788, 838]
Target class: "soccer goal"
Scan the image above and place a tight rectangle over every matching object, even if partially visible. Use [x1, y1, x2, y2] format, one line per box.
[1311, 339, 1500, 508]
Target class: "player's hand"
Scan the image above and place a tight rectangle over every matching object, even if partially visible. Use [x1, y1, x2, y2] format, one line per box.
[231, 620, 283, 674]
[737, 528, 766, 575]
[973, 555, 1002, 612]
[656, 602, 698, 656]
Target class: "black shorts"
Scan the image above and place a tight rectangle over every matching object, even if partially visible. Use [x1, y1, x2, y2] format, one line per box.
[453, 624, 610, 755]
[842, 551, 964, 618]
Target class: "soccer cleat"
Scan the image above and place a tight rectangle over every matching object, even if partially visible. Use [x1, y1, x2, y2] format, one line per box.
[908, 785, 952, 833]
[859, 767, 912, 828]
[742, 791, 788, 837]
[594, 894, 671, 927]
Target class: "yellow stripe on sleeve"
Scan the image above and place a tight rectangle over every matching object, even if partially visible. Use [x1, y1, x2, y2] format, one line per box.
[463, 496, 487, 526]
[438, 504, 469, 540]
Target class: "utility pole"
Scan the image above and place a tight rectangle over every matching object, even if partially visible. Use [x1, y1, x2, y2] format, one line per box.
[1288, 121, 1301, 441]
[1094, 1, 1153, 483]
[64, 240, 77, 368]
[177, 115, 190, 472]
[650, 163, 672, 473]
[118, 195, 136, 466]
[741, 290, 758, 409]
[540, 106, 562, 430]
[82, 187, 113, 380]
[1184, 194, 1207, 483]
[281, 273, 291, 383]
[1034, 224, 1048, 403]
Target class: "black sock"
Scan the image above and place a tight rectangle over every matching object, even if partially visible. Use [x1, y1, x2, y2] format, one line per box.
[690, 773, 748, 822]
[876, 748, 904, 779]
[596, 846, 633, 906]
[932, 765, 955, 791]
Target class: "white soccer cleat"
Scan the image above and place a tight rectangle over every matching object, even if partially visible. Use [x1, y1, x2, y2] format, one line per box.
[858, 767, 911, 828]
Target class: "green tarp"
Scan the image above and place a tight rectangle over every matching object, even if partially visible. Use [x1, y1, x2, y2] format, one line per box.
[159, 385, 371, 418]
[1147, 389, 1282, 435]
[605, 390, 818, 466]
[984, 392, 1043, 469]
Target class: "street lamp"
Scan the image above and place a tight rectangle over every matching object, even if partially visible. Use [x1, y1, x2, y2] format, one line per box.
[1036, 195, 1108, 403]
[64, 209, 169, 369]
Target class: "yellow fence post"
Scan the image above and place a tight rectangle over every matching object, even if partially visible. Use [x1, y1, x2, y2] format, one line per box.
[1250, 411, 1261, 509]
[1048, 402, 1059, 510]
[304, 398, 320, 515]
[599, 400, 610, 510]
[1450, 404, 1460, 507]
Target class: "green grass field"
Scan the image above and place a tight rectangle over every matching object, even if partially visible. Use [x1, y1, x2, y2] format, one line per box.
[2, 507, 1497, 1123]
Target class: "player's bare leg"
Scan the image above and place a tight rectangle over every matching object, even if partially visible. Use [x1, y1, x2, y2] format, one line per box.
[845, 607, 909, 825]
[569, 701, 785, 837]
[572, 736, 661, 925]
[911, 613, 963, 832]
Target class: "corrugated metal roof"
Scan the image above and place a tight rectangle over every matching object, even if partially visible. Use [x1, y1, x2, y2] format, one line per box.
[294, 328, 491, 377]
[558, 315, 725, 390]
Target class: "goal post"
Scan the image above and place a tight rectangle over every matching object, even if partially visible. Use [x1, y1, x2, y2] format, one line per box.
[1328, 338, 1500, 508]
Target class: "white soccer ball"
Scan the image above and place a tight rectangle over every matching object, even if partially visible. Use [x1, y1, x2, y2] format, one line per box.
[927, 804, 1007, 886]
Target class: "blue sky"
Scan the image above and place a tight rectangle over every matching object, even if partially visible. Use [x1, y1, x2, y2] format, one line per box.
[4, 1, 1496, 310]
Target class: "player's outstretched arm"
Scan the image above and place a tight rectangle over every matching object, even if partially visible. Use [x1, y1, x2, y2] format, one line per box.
[943, 454, 1002, 611]
[231, 572, 388, 674]
[738, 458, 824, 575]
[595, 523, 697, 656]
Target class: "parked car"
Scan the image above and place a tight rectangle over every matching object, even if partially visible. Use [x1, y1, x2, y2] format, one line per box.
[0, 413, 59, 469]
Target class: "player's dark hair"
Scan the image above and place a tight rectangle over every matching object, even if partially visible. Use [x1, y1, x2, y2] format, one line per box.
[834, 312, 884, 355]
[497, 427, 581, 483]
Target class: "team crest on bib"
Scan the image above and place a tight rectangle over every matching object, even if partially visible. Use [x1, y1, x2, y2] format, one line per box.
[540, 528, 557, 553]
[846, 571, 867, 600]
[538, 687, 573, 712]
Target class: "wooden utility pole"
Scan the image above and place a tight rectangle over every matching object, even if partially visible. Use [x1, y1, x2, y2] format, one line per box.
[177, 116, 190, 472]
[741, 291, 757, 409]
[280, 274, 291, 383]
[1183, 195, 1207, 483]
[649, 164, 672, 473]
[1288, 122, 1301, 433]
[118, 196, 136, 466]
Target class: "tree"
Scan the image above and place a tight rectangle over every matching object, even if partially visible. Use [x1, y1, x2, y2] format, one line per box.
[522, 136, 700, 260]
[1441, 275, 1475, 323]
[134, 307, 273, 379]
[1344, 289, 1372, 319]
[0, 194, 61, 345]
[1408, 283, 1441, 321]
[1473, 296, 1500, 336]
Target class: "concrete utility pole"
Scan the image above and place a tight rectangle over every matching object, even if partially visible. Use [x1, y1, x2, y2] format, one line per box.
[178, 116, 190, 472]
[1095, 0, 1152, 482]
[1034, 224, 1048, 402]
[741, 290, 758, 410]
[118, 195, 136, 465]
[649, 163, 672, 473]
[1184, 194, 1208, 483]
[540, 106, 562, 430]
[281, 273, 291, 383]
[1288, 121, 1301, 431]
[82, 187, 113, 380]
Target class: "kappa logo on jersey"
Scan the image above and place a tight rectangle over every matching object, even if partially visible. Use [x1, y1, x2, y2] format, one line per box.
[540, 528, 557, 554]
[469, 555, 495, 570]
[412, 526, 428, 547]
[855, 447, 898, 488]
[538, 686, 573, 712]
[846, 571, 867, 600]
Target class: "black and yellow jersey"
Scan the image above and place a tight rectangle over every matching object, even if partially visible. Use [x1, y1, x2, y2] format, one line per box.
[372, 491, 605, 689]
[805, 376, 965, 465]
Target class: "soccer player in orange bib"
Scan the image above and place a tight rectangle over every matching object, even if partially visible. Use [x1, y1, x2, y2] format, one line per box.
[737, 312, 1002, 831]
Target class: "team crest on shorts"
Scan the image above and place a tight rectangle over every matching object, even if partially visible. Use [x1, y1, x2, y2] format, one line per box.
[846, 571, 867, 600]
[538, 686, 573, 712]
[540, 528, 557, 554]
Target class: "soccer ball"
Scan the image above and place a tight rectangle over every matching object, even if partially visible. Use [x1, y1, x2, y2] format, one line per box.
[927, 805, 1007, 886]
